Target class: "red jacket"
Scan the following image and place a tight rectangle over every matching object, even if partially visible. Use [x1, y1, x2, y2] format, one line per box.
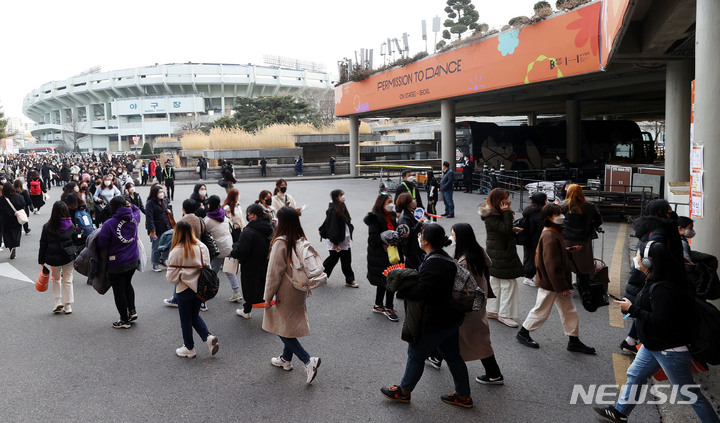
[149, 160, 157, 176]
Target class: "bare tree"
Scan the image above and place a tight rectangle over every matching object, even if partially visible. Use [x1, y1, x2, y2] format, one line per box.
[294, 87, 336, 126]
[172, 115, 212, 137]
[62, 113, 88, 153]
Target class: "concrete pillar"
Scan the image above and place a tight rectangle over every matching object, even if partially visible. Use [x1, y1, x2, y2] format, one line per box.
[221, 96, 226, 116]
[692, 0, 720, 260]
[566, 100, 581, 164]
[441, 100, 456, 167]
[664, 60, 693, 199]
[349, 115, 360, 177]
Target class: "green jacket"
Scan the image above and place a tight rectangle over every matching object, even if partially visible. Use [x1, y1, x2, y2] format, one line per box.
[386, 268, 422, 346]
[478, 204, 524, 279]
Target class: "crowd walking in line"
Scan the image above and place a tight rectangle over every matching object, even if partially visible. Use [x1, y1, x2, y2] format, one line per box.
[2, 151, 718, 420]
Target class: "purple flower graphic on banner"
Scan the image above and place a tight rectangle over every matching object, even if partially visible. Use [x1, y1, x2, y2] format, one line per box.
[468, 74, 486, 91]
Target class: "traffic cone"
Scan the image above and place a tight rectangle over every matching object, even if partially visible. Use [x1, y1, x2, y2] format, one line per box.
[36, 266, 50, 292]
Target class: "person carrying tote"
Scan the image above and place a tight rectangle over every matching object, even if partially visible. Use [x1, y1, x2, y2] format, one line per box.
[319, 189, 357, 288]
[38, 201, 83, 315]
[263, 206, 321, 384]
[204, 195, 242, 303]
[166, 221, 219, 359]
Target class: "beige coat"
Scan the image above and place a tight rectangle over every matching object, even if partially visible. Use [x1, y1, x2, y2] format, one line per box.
[458, 252, 495, 362]
[262, 238, 310, 338]
[166, 242, 210, 294]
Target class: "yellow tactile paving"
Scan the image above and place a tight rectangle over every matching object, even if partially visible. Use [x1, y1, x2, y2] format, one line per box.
[613, 353, 633, 386]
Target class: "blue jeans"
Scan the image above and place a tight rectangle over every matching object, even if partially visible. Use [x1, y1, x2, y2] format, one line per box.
[211, 256, 239, 293]
[176, 289, 210, 350]
[400, 320, 470, 397]
[616, 345, 719, 422]
[151, 234, 162, 265]
[279, 336, 310, 364]
[442, 190, 454, 215]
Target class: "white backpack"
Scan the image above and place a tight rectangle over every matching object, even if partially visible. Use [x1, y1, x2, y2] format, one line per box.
[288, 237, 328, 292]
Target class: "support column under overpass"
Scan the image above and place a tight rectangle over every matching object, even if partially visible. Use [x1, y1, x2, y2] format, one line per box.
[566, 100, 581, 164]
[692, 0, 720, 260]
[664, 60, 693, 199]
[441, 100, 456, 168]
[349, 115, 359, 177]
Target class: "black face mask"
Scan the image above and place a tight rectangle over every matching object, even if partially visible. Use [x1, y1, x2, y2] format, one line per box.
[265, 198, 272, 206]
[280, 186, 287, 193]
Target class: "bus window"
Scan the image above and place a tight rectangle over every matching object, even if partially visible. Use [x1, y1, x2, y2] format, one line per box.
[615, 143, 633, 158]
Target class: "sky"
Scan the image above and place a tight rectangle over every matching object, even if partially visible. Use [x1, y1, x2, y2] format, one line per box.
[1, 0, 538, 120]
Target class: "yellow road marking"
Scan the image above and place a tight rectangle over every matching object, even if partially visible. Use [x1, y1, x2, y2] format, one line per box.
[612, 353, 633, 386]
[608, 223, 628, 328]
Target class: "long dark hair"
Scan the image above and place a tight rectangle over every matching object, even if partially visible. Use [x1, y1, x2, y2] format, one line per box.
[273, 178, 287, 195]
[330, 189, 350, 221]
[147, 183, 163, 203]
[371, 193, 391, 215]
[272, 206, 306, 261]
[452, 223, 488, 277]
[46, 201, 70, 233]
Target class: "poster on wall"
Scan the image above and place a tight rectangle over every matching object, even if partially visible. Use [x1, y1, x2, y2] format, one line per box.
[691, 194, 704, 218]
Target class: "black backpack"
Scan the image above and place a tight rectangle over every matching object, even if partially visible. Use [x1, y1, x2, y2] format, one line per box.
[689, 298, 720, 365]
[195, 245, 219, 302]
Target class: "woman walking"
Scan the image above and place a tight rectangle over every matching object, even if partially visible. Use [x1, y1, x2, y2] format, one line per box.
[204, 195, 242, 303]
[166, 221, 219, 358]
[28, 170, 46, 214]
[516, 203, 595, 354]
[232, 204, 273, 319]
[0, 182, 26, 259]
[425, 170, 440, 222]
[263, 207, 321, 384]
[96, 196, 141, 329]
[595, 241, 719, 423]
[223, 189, 246, 243]
[319, 189, 357, 288]
[561, 184, 603, 277]
[271, 178, 301, 214]
[189, 183, 209, 218]
[14, 179, 33, 234]
[520, 192, 547, 287]
[478, 188, 525, 327]
[364, 193, 401, 322]
[256, 190, 277, 225]
[146, 184, 172, 272]
[396, 192, 425, 270]
[381, 223, 472, 408]
[39, 201, 82, 314]
[124, 182, 146, 215]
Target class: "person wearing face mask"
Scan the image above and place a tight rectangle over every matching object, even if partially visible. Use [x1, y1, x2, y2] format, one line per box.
[123, 182, 145, 216]
[0, 181, 26, 259]
[28, 170, 46, 215]
[146, 184, 173, 272]
[78, 181, 96, 224]
[560, 184, 603, 278]
[204, 195, 242, 303]
[189, 184, 209, 218]
[425, 170, 440, 222]
[163, 161, 175, 201]
[14, 179, 33, 234]
[395, 170, 424, 210]
[516, 203, 596, 355]
[222, 189, 247, 243]
[478, 188, 525, 328]
[94, 175, 122, 206]
[396, 192, 425, 270]
[255, 190, 277, 226]
[462, 156, 474, 193]
[364, 193, 402, 321]
[677, 216, 695, 264]
[595, 241, 719, 423]
[231, 204, 274, 318]
[318, 189, 357, 288]
[272, 179, 301, 215]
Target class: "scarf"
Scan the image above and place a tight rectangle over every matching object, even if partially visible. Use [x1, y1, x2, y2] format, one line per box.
[206, 208, 226, 223]
[59, 217, 73, 233]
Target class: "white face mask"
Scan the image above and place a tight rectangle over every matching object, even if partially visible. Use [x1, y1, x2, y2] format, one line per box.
[158, 192, 165, 200]
[684, 229, 696, 239]
[552, 215, 565, 225]
[632, 255, 642, 270]
[450, 236, 456, 246]
[73, 186, 79, 192]
[339, 195, 345, 203]
[407, 176, 416, 183]
[129, 187, 135, 194]
[385, 203, 395, 213]
[418, 235, 423, 248]
[104, 180, 111, 186]
[199, 190, 207, 197]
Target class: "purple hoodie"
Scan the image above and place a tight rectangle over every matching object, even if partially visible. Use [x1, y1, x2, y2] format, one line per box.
[59, 217, 73, 233]
[97, 204, 141, 269]
[206, 207, 226, 223]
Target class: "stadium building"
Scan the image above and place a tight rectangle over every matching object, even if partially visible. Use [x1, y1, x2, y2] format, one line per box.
[22, 62, 333, 152]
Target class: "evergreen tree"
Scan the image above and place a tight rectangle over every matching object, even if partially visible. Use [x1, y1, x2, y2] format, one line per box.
[211, 95, 321, 133]
[442, 0, 481, 41]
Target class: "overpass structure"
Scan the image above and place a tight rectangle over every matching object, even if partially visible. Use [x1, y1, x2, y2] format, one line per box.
[335, 0, 720, 260]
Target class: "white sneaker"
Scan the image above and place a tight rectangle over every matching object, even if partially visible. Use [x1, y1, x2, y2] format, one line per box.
[228, 292, 242, 303]
[235, 309, 251, 319]
[205, 335, 219, 356]
[176, 346, 196, 358]
[53, 303, 64, 313]
[271, 356, 293, 371]
[305, 357, 321, 384]
[522, 277, 536, 287]
[64, 304, 72, 314]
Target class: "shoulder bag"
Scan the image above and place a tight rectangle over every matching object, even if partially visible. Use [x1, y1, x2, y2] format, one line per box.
[6, 197, 28, 225]
[199, 218, 220, 258]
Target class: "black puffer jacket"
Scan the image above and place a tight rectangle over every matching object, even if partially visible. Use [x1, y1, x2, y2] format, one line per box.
[39, 224, 83, 266]
[319, 203, 354, 245]
[231, 218, 274, 304]
[629, 279, 693, 351]
[398, 250, 463, 334]
[145, 198, 171, 235]
[364, 211, 399, 287]
[562, 201, 602, 241]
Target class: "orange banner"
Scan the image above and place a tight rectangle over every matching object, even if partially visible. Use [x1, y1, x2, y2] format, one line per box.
[336, 2, 603, 117]
[600, 0, 632, 67]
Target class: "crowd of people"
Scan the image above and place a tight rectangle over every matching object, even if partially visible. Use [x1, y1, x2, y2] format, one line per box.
[4, 151, 718, 420]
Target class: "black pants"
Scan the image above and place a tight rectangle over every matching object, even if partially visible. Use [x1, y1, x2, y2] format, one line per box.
[323, 249, 355, 283]
[523, 242, 537, 278]
[109, 267, 136, 322]
[375, 286, 394, 309]
[241, 274, 265, 314]
[43, 176, 52, 190]
[261, 167, 267, 177]
[427, 200, 437, 222]
[165, 180, 175, 201]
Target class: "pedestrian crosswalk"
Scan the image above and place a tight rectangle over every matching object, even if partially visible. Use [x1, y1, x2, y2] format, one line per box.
[0, 263, 33, 283]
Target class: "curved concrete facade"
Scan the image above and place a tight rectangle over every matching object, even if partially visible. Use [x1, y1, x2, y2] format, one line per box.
[23, 63, 333, 151]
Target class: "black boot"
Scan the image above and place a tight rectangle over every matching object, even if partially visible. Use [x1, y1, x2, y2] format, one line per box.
[516, 327, 539, 348]
[568, 336, 596, 354]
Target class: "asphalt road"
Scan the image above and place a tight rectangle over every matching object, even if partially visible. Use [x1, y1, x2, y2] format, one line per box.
[0, 177, 667, 422]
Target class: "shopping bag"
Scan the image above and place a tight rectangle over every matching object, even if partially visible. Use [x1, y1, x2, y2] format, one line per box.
[137, 238, 147, 272]
[223, 256, 239, 274]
